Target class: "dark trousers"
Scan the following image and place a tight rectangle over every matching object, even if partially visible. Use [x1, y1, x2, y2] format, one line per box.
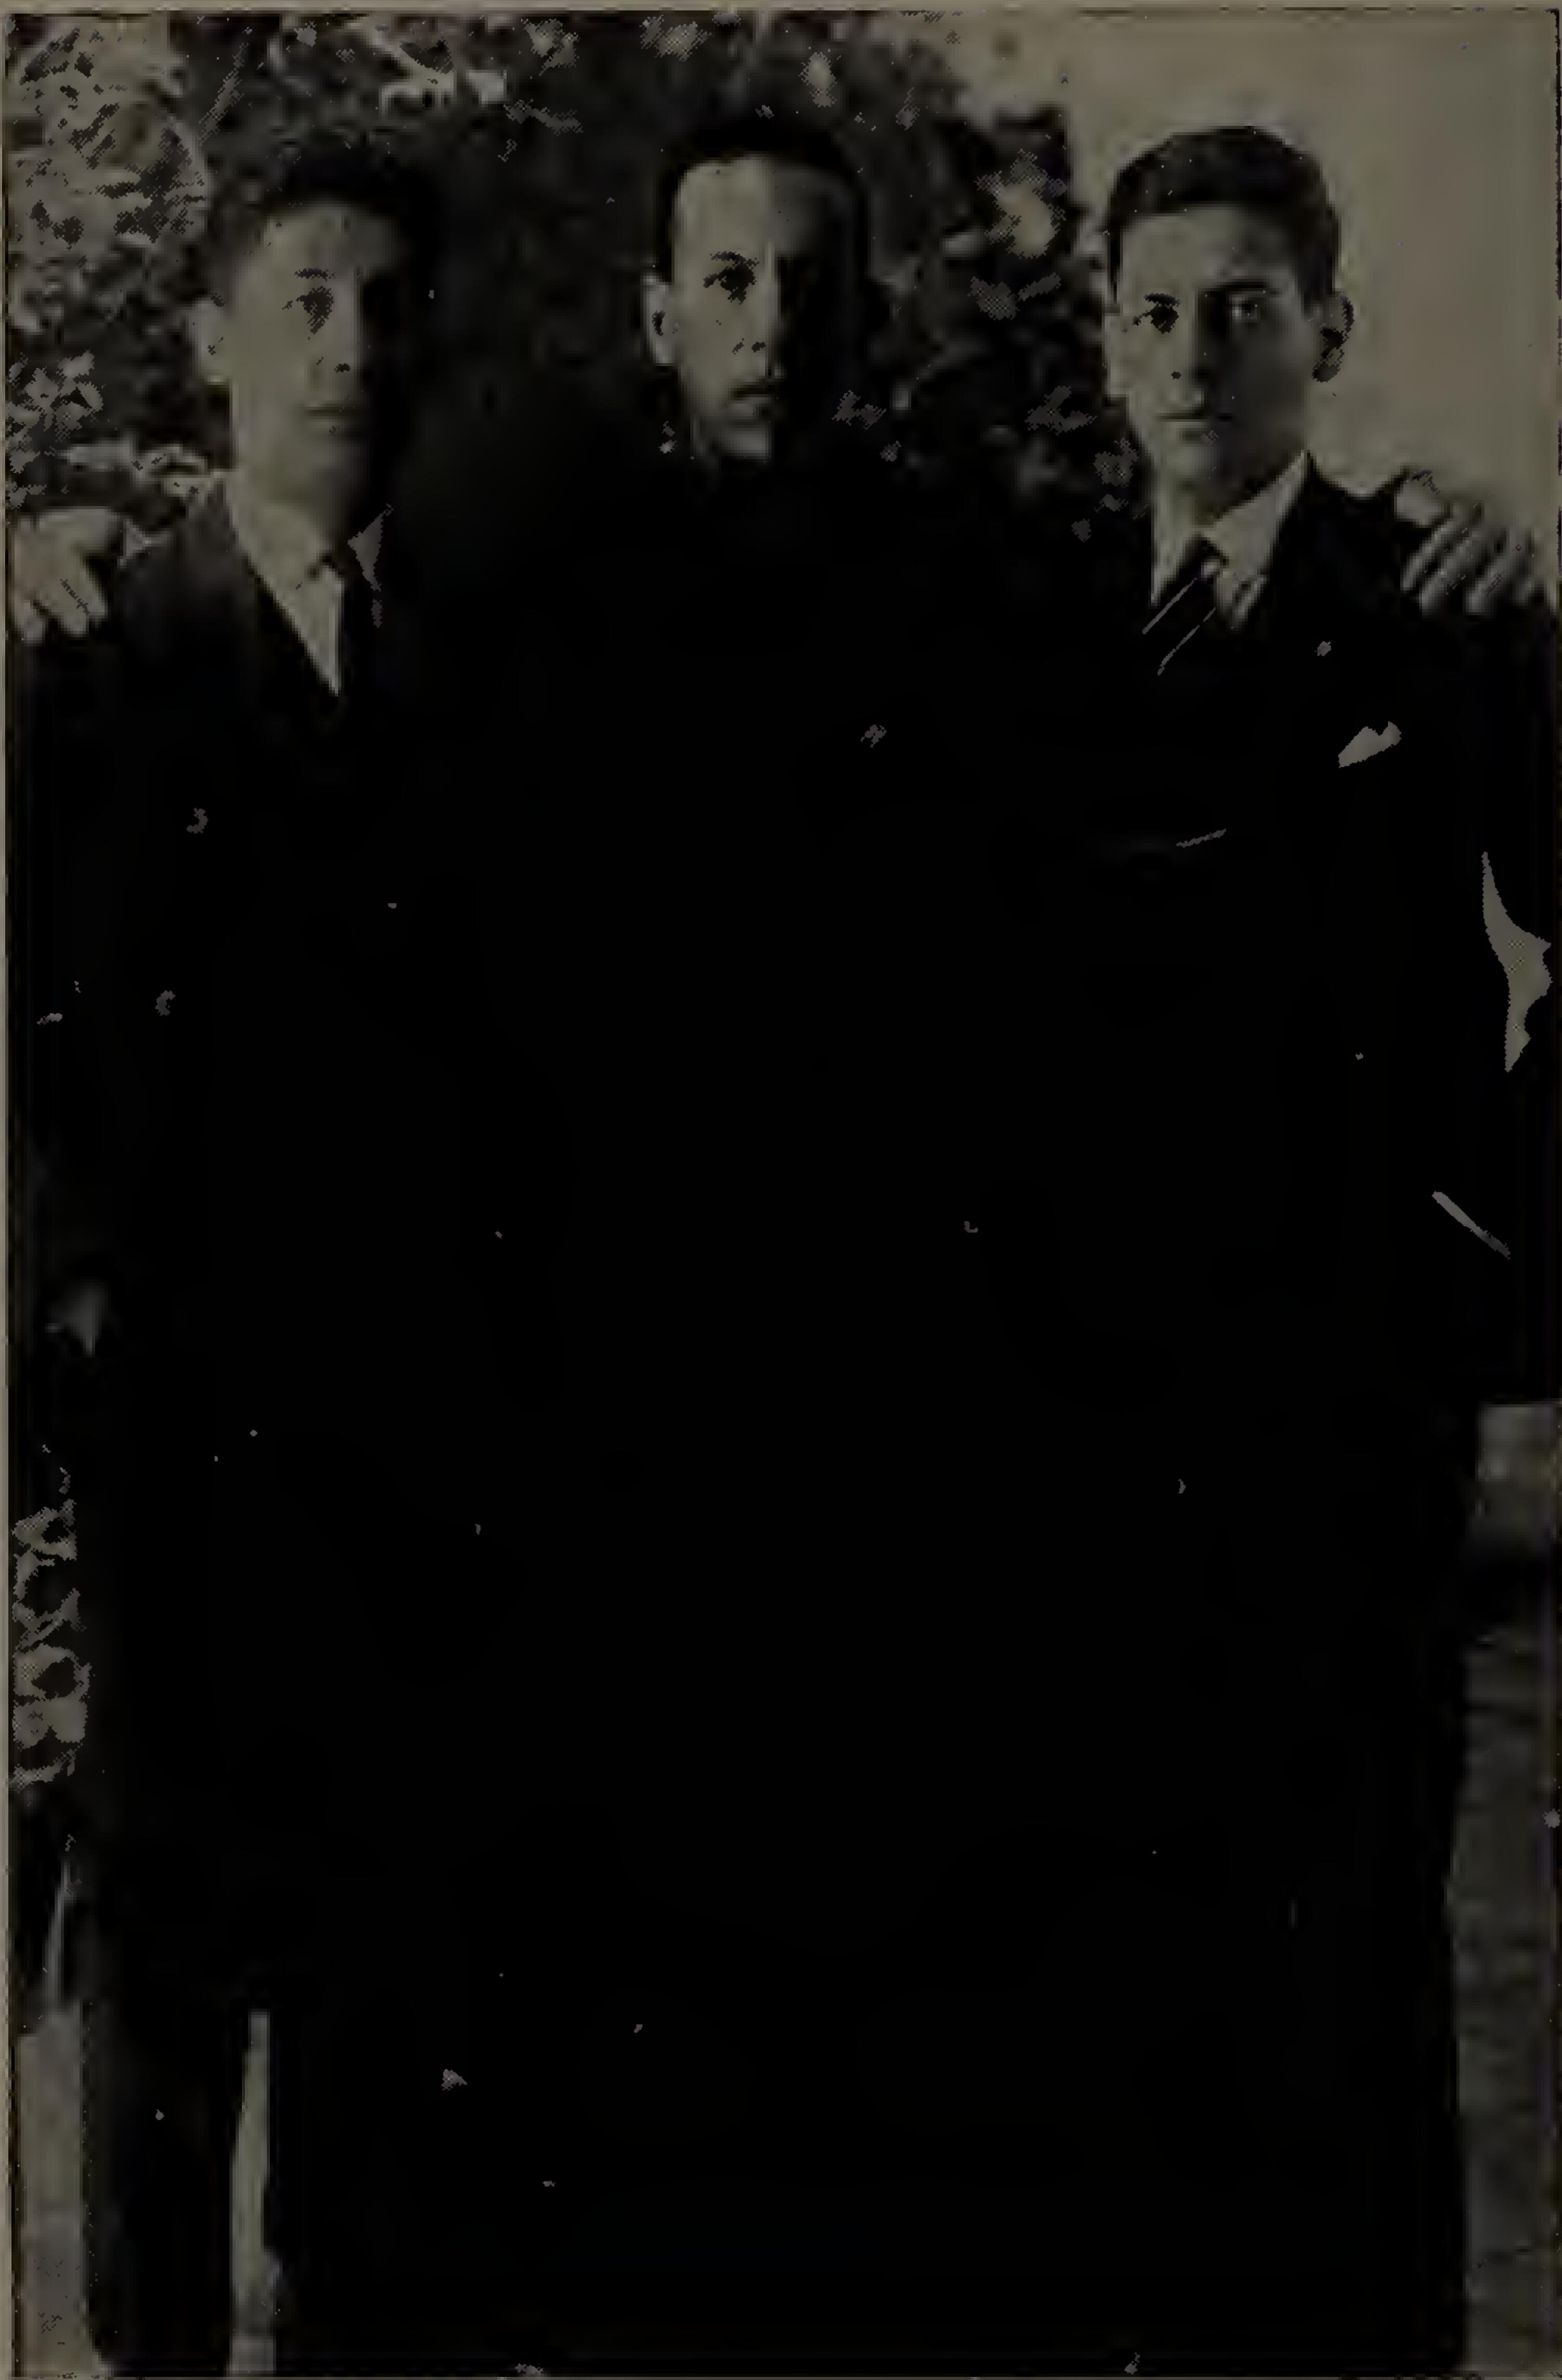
[482, 1462, 1471, 2377]
[72, 1396, 1469, 2378]
[82, 1950, 250, 2377]
[495, 1808, 1464, 2376]
[79, 1839, 552, 2377]
[67, 1403, 589, 2377]
[79, 1781, 1465, 2380]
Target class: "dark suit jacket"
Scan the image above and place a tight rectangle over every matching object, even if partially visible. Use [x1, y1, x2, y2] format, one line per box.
[948, 463, 1555, 1826]
[430, 413, 1000, 1503]
[380, 410, 1054, 1964]
[976, 463, 1554, 1422]
[12, 487, 580, 1913]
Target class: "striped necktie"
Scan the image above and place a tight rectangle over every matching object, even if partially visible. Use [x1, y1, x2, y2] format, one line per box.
[1142, 536, 1223, 678]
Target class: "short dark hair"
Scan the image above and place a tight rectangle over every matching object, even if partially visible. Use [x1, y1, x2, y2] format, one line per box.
[198, 138, 444, 302]
[1104, 126, 1340, 305]
[650, 109, 872, 286]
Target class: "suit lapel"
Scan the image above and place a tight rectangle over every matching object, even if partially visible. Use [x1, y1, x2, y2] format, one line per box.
[1088, 508, 1155, 639]
[1237, 463, 1405, 658]
[176, 485, 341, 737]
[178, 486, 405, 884]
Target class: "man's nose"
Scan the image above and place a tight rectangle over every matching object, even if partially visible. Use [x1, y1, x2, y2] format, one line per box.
[743, 257, 784, 352]
[310, 286, 369, 376]
[1167, 304, 1222, 390]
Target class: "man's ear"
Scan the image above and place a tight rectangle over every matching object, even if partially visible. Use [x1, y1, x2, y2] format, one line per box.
[1312, 289, 1354, 384]
[188, 295, 230, 392]
[641, 271, 676, 370]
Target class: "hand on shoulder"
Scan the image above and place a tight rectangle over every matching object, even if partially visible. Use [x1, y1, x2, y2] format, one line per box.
[8, 506, 123, 646]
[1387, 468, 1545, 619]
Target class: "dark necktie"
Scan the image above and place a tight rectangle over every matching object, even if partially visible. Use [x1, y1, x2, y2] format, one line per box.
[334, 543, 381, 707]
[1142, 535, 1224, 678]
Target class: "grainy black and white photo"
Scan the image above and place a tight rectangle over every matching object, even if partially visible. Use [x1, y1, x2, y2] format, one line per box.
[7, 8, 1558, 2374]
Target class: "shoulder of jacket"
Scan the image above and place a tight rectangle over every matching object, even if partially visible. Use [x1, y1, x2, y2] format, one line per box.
[1320, 474, 1555, 685]
[14, 498, 230, 702]
[1298, 470, 1424, 586]
[115, 495, 242, 642]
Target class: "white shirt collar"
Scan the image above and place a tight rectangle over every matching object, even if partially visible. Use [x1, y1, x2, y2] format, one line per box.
[221, 472, 384, 693]
[1152, 448, 1311, 617]
[351, 509, 384, 589]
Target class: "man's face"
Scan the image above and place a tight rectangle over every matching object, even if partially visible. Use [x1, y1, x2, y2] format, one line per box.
[198, 201, 425, 533]
[1107, 203, 1345, 518]
[644, 155, 864, 467]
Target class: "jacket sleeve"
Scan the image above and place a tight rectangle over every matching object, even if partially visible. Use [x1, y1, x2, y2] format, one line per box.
[9, 633, 128, 1352]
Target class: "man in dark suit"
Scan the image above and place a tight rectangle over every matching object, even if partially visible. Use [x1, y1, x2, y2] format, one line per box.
[962, 126, 1555, 2373]
[406, 126, 1021, 2365]
[15, 139, 585, 2374]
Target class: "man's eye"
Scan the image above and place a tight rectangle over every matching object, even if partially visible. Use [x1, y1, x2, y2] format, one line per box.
[711, 267, 752, 299]
[1138, 305, 1177, 334]
[1228, 295, 1271, 328]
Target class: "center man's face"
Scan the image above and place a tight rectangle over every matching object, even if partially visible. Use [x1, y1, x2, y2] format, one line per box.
[647, 156, 863, 467]
[202, 200, 425, 534]
[1107, 203, 1339, 518]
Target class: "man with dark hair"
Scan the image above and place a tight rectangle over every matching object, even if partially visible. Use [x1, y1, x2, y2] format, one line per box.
[389, 112, 1069, 2365]
[429, 101, 985, 1533]
[640, 109, 880, 470]
[649, 108, 878, 268]
[197, 137, 446, 298]
[962, 123, 1555, 2373]
[1102, 120, 1342, 301]
[14, 135, 579, 2374]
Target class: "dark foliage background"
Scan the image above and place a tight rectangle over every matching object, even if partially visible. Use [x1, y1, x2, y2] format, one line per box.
[6, 12, 1143, 536]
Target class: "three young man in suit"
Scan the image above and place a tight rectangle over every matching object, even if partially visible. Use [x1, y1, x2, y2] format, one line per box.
[12, 106, 1552, 2376]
